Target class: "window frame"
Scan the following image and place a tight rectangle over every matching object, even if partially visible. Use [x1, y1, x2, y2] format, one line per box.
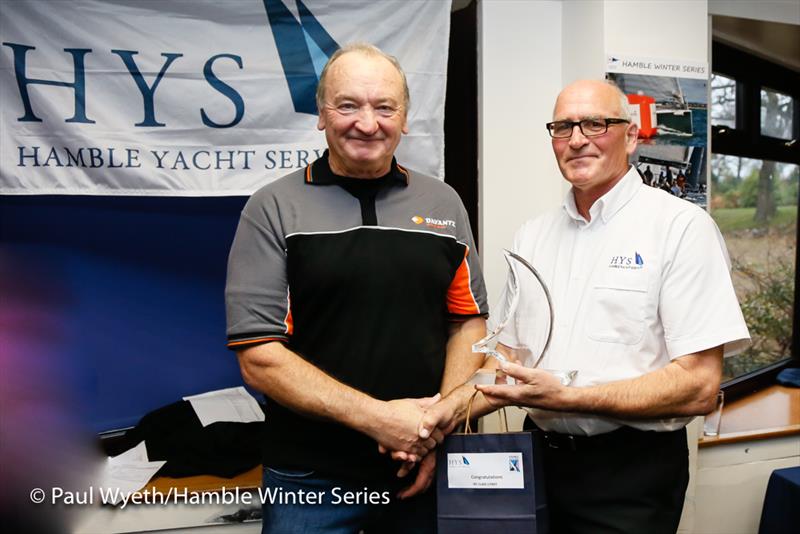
[711, 40, 800, 400]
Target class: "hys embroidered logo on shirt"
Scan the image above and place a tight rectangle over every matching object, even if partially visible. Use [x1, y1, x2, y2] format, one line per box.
[608, 251, 644, 269]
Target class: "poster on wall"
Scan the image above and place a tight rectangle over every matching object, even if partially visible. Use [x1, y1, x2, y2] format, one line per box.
[606, 54, 708, 209]
[0, 0, 452, 196]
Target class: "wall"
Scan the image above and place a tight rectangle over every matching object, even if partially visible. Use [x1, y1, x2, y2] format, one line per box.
[604, 0, 708, 63]
[694, 436, 799, 533]
[478, 0, 565, 305]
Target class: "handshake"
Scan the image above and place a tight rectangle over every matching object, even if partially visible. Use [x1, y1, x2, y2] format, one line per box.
[364, 360, 561, 498]
[359, 360, 534, 501]
[370, 392, 461, 499]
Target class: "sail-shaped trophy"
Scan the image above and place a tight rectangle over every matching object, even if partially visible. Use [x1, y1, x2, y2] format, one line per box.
[471, 250, 577, 386]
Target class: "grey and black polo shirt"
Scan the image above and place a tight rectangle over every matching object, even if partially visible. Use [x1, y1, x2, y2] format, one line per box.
[225, 152, 488, 480]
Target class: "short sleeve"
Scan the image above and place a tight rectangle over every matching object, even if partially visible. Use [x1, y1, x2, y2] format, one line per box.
[446, 197, 489, 318]
[659, 210, 750, 358]
[225, 191, 293, 350]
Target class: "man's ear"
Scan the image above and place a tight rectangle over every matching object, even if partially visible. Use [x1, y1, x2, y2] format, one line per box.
[317, 111, 326, 131]
[625, 122, 639, 155]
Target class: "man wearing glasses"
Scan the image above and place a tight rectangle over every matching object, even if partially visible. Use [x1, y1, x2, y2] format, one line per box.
[476, 80, 749, 533]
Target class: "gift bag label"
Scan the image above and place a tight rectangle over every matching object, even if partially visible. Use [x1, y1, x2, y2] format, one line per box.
[446, 452, 525, 489]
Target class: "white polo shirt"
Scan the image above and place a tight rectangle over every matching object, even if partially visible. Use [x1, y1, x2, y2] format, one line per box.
[498, 166, 750, 436]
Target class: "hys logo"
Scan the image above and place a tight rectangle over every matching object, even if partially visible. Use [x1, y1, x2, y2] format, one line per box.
[608, 251, 644, 270]
[2, 0, 339, 129]
[447, 455, 470, 468]
[263, 0, 339, 115]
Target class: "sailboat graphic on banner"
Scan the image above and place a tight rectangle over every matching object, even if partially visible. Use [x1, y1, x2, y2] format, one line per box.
[263, 0, 340, 115]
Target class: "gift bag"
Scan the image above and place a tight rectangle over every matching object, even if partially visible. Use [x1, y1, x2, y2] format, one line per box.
[436, 401, 548, 534]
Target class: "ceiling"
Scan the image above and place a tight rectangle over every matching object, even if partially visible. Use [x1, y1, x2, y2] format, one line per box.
[712, 15, 800, 72]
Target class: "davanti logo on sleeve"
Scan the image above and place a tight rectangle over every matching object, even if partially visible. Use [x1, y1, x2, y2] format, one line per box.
[412, 215, 456, 230]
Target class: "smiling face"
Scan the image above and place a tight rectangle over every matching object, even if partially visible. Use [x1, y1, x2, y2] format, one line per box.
[317, 51, 408, 178]
[551, 80, 638, 200]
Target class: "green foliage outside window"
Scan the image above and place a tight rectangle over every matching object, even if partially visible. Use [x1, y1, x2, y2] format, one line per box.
[723, 259, 795, 380]
[711, 155, 798, 381]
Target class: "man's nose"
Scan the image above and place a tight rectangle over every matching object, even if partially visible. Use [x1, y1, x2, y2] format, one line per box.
[354, 107, 379, 135]
[567, 124, 589, 148]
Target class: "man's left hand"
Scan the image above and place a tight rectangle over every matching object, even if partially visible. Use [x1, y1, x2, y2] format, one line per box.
[418, 396, 458, 440]
[476, 361, 566, 410]
[396, 452, 436, 499]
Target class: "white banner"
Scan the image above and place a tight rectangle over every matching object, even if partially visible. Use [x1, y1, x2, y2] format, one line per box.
[0, 0, 451, 196]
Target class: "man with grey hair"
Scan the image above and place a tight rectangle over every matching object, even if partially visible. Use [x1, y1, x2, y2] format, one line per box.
[475, 79, 749, 533]
[316, 42, 411, 113]
[225, 42, 489, 533]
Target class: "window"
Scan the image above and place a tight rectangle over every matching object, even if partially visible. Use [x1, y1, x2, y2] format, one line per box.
[711, 74, 736, 129]
[710, 156, 798, 380]
[760, 88, 794, 140]
[710, 39, 799, 393]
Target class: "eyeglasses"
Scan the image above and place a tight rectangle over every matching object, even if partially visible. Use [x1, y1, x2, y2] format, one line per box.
[545, 118, 630, 138]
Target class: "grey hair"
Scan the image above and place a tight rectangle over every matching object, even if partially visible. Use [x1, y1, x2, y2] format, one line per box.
[315, 42, 410, 113]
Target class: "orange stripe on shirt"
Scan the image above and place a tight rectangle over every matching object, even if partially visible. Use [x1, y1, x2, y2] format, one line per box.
[396, 164, 410, 183]
[447, 248, 480, 315]
[284, 291, 294, 336]
[227, 336, 286, 348]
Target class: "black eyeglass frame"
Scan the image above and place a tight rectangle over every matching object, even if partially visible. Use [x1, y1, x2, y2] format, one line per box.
[545, 118, 631, 138]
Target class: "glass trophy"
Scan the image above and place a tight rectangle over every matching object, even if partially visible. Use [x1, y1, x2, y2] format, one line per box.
[470, 250, 577, 386]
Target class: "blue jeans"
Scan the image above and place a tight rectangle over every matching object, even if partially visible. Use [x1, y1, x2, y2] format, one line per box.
[260, 466, 436, 534]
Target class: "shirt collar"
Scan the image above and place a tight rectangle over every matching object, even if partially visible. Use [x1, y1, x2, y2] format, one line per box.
[305, 149, 410, 186]
[562, 166, 642, 225]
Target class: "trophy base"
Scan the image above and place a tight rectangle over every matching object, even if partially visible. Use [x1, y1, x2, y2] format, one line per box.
[467, 368, 512, 385]
[466, 368, 577, 386]
[543, 369, 578, 386]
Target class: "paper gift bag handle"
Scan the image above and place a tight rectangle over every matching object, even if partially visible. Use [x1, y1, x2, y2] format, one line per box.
[465, 390, 508, 434]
